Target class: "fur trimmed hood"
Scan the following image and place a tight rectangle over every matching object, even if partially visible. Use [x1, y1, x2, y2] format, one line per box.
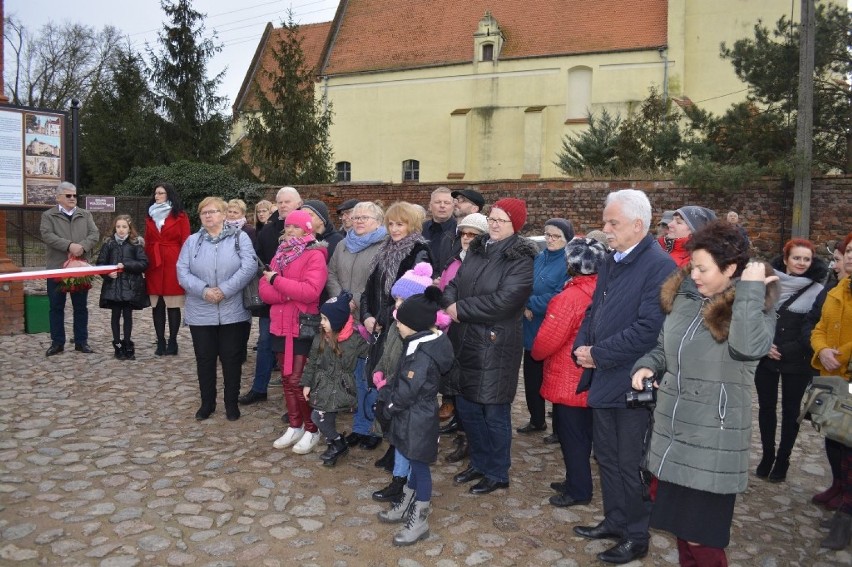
[468, 233, 539, 260]
[660, 262, 779, 342]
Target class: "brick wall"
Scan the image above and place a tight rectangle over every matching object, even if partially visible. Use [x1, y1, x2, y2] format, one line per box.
[0, 211, 25, 334]
[287, 176, 852, 259]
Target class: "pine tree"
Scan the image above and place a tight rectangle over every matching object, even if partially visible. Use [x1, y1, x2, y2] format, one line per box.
[80, 46, 166, 193]
[243, 13, 334, 185]
[148, 0, 229, 164]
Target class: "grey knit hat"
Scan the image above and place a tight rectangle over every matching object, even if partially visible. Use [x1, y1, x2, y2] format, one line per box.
[675, 206, 717, 234]
[565, 237, 609, 275]
[301, 200, 332, 230]
[544, 218, 575, 242]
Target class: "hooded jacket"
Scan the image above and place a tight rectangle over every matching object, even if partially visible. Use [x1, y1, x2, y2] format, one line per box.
[442, 233, 537, 404]
[96, 236, 150, 309]
[300, 330, 369, 412]
[633, 266, 777, 494]
[385, 330, 455, 463]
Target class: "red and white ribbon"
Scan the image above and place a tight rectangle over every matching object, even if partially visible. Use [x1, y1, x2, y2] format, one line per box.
[0, 265, 122, 283]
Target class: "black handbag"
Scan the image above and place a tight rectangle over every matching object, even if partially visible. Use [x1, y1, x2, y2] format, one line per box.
[242, 258, 266, 313]
[298, 312, 322, 340]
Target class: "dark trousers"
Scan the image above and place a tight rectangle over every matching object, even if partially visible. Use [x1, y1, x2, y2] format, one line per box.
[456, 396, 512, 483]
[189, 322, 250, 412]
[754, 366, 811, 459]
[312, 409, 340, 442]
[554, 404, 593, 501]
[408, 459, 433, 502]
[47, 278, 89, 345]
[522, 350, 546, 427]
[110, 305, 133, 341]
[593, 407, 652, 543]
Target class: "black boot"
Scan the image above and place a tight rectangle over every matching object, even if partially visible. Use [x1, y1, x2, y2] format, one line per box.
[112, 340, 125, 360]
[756, 450, 775, 478]
[439, 415, 459, 435]
[165, 338, 178, 356]
[155, 338, 166, 356]
[122, 339, 135, 361]
[768, 455, 790, 483]
[822, 511, 852, 550]
[372, 475, 407, 502]
[322, 436, 348, 467]
[375, 444, 395, 471]
[445, 434, 469, 463]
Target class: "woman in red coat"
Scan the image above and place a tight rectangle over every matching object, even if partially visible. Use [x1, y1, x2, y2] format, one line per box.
[531, 237, 608, 508]
[145, 182, 191, 356]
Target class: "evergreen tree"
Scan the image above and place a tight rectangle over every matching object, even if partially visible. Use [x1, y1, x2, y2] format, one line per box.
[555, 108, 621, 176]
[243, 14, 334, 185]
[80, 46, 166, 194]
[148, 0, 229, 164]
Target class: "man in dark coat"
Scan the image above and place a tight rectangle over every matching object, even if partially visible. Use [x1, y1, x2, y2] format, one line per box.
[571, 189, 676, 564]
[239, 186, 302, 405]
[422, 187, 456, 273]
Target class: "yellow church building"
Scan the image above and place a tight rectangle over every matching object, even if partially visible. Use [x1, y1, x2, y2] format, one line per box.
[233, 0, 836, 184]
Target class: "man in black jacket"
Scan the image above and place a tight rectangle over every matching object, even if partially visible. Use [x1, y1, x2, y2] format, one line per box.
[572, 189, 676, 564]
[239, 187, 302, 405]
[422, 187, 456, 273]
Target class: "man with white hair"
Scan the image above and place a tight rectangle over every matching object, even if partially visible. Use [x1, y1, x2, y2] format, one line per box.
[240, 186, 303, 406]
[572, 189, 676, 564]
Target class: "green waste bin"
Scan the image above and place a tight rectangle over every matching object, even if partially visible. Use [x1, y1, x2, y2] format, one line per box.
[25, 294, 50, 334]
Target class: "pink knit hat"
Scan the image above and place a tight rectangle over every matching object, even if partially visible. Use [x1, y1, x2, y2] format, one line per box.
[284, 209, 313, 233]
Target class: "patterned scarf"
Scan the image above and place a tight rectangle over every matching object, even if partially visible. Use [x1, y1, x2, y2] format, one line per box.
[344, 226, 387, 254]
[372, 232, 428, 295]
[273, 235, 316, 273]
[148, 202, 172, 230]
[225, 217, 247, 230]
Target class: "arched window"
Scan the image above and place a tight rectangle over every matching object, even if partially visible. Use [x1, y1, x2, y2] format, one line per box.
[335, 161, 351, 182]
[402, 159, 420, 182]
[481, 43, 494, 62]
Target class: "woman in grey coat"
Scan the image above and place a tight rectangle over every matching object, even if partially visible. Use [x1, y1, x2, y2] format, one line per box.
[177, 197, 256, 422]
[631, 221, 778, 566]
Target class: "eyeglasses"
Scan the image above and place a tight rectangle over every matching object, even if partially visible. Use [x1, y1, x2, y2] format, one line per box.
[544, 233, 563, 241]
[351, 216, 377, 222]
[486, 217, 511, 225]
[64, 194, 77, 199]
[200, 210, 221, 216]
[459, 231, 480, 238]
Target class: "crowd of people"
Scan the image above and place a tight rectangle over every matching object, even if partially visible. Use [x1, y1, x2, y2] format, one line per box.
[39, 180, 852, 560]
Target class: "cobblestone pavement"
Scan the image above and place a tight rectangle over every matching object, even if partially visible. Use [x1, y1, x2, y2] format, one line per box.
[1, 289, 850, 566]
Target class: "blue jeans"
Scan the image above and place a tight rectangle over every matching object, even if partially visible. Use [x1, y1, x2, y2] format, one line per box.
[393, 448, 411, 478]
[46, 278, 89, 345]
[352, 357, 378, 436]
[250, 316, 274, 394]
[456, 396, 512, 483]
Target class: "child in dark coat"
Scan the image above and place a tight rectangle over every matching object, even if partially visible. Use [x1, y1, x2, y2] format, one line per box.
[96, 215, 149, 359]
[375, 286, 454, 546]
[301, 291, 369, 466]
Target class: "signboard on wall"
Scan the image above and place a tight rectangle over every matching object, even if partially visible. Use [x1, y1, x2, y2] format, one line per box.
[0, 105, 66, 207]
[84, 196, 115, 212]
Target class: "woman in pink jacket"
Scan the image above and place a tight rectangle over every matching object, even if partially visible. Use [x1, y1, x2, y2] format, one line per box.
[259, 210, 328, 455]
[531, 237, 608, 508]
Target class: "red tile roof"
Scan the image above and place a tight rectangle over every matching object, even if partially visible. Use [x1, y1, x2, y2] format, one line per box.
[321, 0, 668, 76]
[234, 21, 332, 114]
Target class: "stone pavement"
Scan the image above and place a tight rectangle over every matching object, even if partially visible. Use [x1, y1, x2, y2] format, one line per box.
[0, 286, 850, 566]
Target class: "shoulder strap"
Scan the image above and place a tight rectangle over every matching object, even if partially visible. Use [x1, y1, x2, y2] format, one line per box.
[779, 281, 816, 312]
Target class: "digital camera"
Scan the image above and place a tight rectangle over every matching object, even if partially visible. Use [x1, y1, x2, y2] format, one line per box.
[625, 377, 656, 409]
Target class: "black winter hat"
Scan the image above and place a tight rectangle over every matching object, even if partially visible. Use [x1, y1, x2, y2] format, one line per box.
[544, 218, 575, 242]
[336, 199, 359, 214]
[320, 290, 352, 332]
[395, 286, 442, 333]
[301, 200, 332, 231]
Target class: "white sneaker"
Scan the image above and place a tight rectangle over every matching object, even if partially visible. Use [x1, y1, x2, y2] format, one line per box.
[292, 431, 321, 454]
[273, 426, 305, 449]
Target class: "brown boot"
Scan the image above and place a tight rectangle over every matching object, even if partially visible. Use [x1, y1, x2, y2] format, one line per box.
[438, 401, 455, 420]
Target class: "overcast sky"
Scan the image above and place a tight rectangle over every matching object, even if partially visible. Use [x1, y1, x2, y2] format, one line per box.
[5, 0, 340, 109]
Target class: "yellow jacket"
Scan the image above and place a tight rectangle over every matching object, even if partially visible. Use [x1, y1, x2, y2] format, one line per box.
[811, 276, 852, 379]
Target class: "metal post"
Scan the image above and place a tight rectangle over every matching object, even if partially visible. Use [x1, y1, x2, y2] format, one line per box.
[71, 99, 80, 187]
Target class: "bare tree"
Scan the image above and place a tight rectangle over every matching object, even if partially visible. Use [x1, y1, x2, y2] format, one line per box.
[3, 15, 122, 110]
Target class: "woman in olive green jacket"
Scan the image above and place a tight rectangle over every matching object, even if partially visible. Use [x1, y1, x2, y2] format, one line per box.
[631, 221, 777, 566]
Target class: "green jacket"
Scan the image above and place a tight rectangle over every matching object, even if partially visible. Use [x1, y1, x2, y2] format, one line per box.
[40, 206, 100, 270]
[633, 267, 777, 494]
[300, 331, 368, 412]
